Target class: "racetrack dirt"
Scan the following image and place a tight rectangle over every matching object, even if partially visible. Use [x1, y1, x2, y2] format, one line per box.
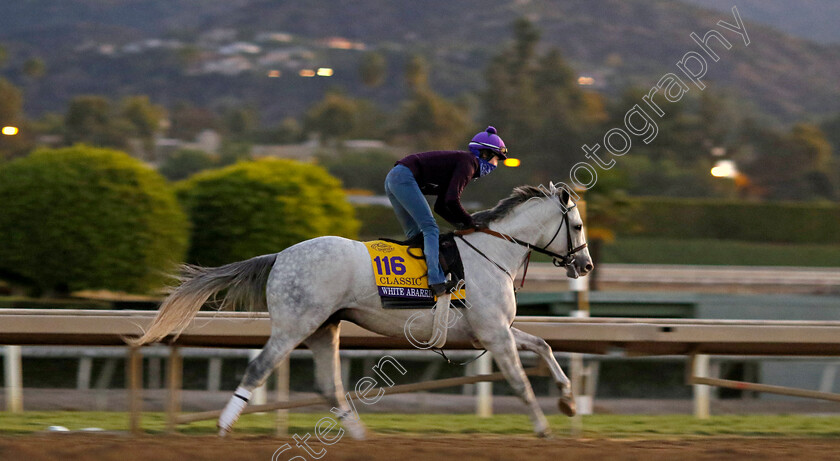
[1, 434, 839, 461]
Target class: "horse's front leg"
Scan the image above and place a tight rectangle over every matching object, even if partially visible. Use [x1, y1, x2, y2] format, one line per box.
[511, 327, 576, 417]
[480, 329, 551, 437]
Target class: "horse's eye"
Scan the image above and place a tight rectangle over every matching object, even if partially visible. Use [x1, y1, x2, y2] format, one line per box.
[574, 225, 582, 231]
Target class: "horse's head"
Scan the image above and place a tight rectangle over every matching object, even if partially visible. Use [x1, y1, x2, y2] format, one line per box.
[473, 183, 594, 279]
[547, 182, 594, 279]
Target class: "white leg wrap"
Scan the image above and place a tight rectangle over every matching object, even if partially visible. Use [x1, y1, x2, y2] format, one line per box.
[218, 386, 251, 435]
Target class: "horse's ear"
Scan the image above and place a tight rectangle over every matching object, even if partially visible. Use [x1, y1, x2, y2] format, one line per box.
[549, 181, 557, 194]
[560, 187, 570, 206]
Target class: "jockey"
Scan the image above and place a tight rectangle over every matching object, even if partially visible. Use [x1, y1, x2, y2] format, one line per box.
[384, 126, 508, 296]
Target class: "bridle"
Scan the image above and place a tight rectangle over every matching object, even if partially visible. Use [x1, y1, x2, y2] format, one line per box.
[455, 202, 588, 275]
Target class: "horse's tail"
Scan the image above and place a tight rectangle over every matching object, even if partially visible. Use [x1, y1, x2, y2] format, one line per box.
[126, 253, 278, 346]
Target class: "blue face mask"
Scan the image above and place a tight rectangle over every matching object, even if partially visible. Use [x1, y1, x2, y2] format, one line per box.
[478, 158, 497, 177]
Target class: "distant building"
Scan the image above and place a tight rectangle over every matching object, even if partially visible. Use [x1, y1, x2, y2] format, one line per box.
[255, 32, 293, 43]
[218, 42, 262, 55]
[201, 56, 253, 75]
[193, 130, 222, 153]
[258, 47, 315, 67]
[154, 129, 222, 161]
[319, 37, 366, 50]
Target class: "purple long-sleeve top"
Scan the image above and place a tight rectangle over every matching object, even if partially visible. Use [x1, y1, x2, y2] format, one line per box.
[396, 150, 480, 228]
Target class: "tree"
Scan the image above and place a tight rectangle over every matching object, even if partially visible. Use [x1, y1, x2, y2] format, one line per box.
[739, 121, 836, 200]
[789, 123, 835, 199]
[169, 102, 220, 141]
[359, 51, 387, 88]
[64, 95, 126, 148]
[158, 148, 219, 181]
[316, 149, 396, 193]
[0, 78, 22, 124]
[120, 95, 166, 160]
[223, 107, 258, 141]
[0, 78, 27, 160]
[399, 89, 473, 151]
[821, 113, 840, 157]
[482, 18, 606, 183]
[404, 54, 428, 92]
[177, 158, 359, 266]
[22, 58, 46, 78]
[304, 91, 360, 143]
[0, 145, 189, 295]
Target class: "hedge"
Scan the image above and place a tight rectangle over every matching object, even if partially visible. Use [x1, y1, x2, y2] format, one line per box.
[177, 158, 360, 266]
[621, 197, 840, 244]
[0, 145, 189, 294]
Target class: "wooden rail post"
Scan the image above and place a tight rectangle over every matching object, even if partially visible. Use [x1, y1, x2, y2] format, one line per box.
[4, 345, 23, 412]
[475, 352, 493, 418]
[692, 354, 711, 419]
[166, 345, 183, 433]
[126, 346, 143, 434]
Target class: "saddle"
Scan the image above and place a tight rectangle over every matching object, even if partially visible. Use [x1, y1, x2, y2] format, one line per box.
[374, 232, 467, 309]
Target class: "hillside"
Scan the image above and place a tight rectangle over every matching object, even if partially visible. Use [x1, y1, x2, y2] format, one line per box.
[679, 0, 840, 44]
[0, 0, 838, 123]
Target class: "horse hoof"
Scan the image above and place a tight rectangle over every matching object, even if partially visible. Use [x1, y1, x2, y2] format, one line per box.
[537, 429, 552, 439]
[345, 423, 368, 440]
[558, 397, 576, 417]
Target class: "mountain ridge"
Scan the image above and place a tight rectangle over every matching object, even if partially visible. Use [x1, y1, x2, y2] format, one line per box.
[1, 0, 837, 123]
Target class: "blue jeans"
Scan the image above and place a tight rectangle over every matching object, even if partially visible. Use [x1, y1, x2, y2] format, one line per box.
[384, 165, 446, 286]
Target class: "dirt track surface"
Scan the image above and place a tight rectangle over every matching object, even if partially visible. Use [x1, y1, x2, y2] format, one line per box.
[2, 434, 840, 461]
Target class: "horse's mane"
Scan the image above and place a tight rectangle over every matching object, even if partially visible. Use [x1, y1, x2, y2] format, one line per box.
[472, 185, 552, 225]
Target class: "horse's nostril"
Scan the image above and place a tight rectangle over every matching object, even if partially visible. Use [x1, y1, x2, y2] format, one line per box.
[585, 263, 594, 272]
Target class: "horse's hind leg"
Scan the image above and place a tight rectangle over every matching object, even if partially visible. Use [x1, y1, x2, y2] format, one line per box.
[511, 327, 576, 417]
[480, 329, 551, 437]
[218, 302, 330, 436]
[217, 331, 300, 435]
[304, 320, 368, 440]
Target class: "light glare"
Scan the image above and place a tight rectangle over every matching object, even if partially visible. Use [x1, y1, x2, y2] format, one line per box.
[711, 160, 737, 178]
[2, 126, 18, 136]
[504, 158, 521, 167]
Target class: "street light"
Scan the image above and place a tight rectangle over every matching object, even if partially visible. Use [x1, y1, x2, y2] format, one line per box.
[710, 159, 737, 178]
[2, 126, 19, 136]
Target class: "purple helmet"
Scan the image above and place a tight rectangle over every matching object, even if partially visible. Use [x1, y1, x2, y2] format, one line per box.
[469, 126, 508, 160]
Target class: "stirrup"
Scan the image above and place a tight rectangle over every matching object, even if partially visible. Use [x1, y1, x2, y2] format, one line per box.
[429, 273, 457, 296]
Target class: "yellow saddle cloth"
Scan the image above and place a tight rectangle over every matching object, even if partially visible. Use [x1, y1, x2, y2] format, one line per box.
[364, 240, 466, 300]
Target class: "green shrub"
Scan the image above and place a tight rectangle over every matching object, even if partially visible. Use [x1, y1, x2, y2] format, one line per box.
[0, 145, 189, 294]
[622, 197, 840, 244]
[177, 158, 360, 265]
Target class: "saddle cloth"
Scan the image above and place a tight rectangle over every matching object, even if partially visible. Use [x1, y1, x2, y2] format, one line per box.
[364, 233, 467, 309]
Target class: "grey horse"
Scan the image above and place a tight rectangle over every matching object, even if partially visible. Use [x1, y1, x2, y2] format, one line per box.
[129, 183, 593, 438]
